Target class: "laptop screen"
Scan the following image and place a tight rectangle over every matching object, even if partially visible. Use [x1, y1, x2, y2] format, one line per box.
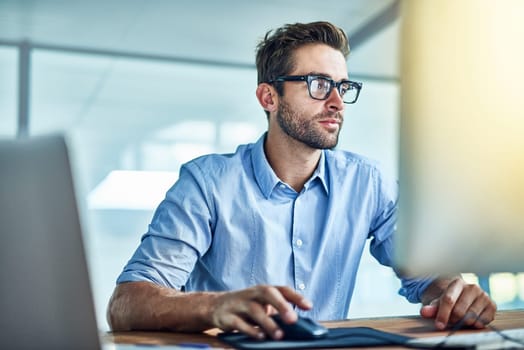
[0, 135, 101, 349]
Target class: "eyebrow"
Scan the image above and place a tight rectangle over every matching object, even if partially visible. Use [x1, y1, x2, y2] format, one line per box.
[307, 72, 350, 81]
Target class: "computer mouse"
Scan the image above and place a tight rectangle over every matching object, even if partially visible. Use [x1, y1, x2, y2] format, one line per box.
[271, 314, 329, 340]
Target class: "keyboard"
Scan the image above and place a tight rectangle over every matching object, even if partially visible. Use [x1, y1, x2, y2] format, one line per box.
[407, 327, 524, 349]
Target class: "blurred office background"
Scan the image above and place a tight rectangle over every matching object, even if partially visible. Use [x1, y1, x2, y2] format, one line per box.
[1, 0, 522, 330]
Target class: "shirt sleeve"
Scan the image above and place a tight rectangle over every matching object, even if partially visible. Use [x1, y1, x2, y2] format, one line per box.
[367, 166, 435, 303]
[116, 161, 214, 289]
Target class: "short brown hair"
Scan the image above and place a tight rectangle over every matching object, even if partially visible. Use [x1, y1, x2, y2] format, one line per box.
[255, 21, 350, 93]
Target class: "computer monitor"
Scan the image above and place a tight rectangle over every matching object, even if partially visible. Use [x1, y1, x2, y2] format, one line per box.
[394, 1, 524, 275]
[0, 134, 101, 349]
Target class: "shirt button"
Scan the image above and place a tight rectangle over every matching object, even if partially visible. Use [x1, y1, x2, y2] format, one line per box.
[296, 239, 303, 247]
[298, 283, 306, 290]
[279, 183, 286, 189]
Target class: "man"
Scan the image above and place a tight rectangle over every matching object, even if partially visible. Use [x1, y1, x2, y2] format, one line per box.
[107, 21, 496, 340]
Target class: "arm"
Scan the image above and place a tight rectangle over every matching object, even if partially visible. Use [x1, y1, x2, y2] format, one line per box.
[366, 170, 497, 330]
[420, 276, 497, 330]
[107, 281, 312, 340]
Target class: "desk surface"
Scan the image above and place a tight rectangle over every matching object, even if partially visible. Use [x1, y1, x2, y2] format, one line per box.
[105, 309, 524, 349]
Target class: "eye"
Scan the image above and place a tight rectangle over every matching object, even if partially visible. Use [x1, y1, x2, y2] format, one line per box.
[339, 82, 351, 96]
[312, 78, 331, 92]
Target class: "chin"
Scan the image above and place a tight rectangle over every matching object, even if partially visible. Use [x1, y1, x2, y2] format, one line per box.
[320, 135, 340, 150]
[306, 138, 339, 150]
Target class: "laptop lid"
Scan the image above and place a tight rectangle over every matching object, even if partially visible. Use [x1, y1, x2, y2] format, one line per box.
[0, 134, 101, 349]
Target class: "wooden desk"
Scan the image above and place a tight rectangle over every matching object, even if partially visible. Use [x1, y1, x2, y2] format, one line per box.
[105, 309, 524, 349]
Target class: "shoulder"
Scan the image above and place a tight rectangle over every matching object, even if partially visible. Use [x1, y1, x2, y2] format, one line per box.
[325, 149, 397, 197]
[325, 148, 382, 174]
[182, 142, 254, 177]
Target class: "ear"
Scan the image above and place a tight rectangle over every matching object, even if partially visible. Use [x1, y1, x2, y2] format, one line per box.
[256, 83, 278, 113]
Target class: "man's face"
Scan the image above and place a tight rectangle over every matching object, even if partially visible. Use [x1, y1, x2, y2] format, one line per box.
[275, 44, 348, 149]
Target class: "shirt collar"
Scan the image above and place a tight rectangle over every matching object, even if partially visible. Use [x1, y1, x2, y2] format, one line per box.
[251, 133, 280, 199]
[251, 133, 330, 198]
[313, 150, 329, 195]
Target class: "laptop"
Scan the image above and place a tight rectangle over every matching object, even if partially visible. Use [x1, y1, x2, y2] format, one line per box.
[0, 134, 101, 349]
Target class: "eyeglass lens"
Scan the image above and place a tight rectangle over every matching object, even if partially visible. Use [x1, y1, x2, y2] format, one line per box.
[309, 77, 357, 103]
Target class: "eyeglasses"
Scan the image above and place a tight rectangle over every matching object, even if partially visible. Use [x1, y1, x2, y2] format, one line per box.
[267, 75, 362, 104]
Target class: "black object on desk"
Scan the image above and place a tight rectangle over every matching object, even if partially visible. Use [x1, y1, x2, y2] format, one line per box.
[218, 326, 413, 349]
[270, 314, 328, 340]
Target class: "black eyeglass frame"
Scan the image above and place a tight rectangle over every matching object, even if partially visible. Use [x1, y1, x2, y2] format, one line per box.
[267, 75, 363, 104]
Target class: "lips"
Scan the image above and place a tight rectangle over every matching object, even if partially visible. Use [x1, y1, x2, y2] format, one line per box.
[315, 112, 343, 131]
[318, 119, 341, 133]
[316, 111, 343, 124]
[318, 117, 342, 129]
[318, 118, 341, 125]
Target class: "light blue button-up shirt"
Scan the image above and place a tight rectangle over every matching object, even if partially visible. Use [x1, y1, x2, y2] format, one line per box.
[117, 133, 433, 320]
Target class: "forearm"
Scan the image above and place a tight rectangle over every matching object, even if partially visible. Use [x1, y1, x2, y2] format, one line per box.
[107, 281, 222, 332]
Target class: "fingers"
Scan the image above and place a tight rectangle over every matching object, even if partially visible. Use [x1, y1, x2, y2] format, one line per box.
[420, 301, 438, 319]
[265, 304, 277, 315]
[434, 279, 466, 329]
[250, 285, 313, 335]
[238, 300, 283, 340]
[210, 285, 313, 340]
[274, 286, 313, 322]
[464, 290, 497, 328]
[212, 295, 279, 340]
[226, 313, 267, 340]
[431, 278, 497, 330]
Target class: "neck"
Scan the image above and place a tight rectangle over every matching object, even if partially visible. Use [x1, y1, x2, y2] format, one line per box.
[264, 129, 322, 192]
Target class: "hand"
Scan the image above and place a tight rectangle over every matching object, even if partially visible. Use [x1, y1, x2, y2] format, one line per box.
[209, 285, 312, 340]
[420, 278, 497, 330]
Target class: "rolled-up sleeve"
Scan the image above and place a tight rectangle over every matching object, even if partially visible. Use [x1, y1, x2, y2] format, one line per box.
[397, 275, 435, 303]
[116, 162, 214, 289]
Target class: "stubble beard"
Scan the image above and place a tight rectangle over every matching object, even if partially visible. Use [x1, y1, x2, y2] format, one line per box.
[276, 100, 343, 150]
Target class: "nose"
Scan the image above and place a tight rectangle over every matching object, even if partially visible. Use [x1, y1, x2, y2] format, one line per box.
[325, 87, 345, 112]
